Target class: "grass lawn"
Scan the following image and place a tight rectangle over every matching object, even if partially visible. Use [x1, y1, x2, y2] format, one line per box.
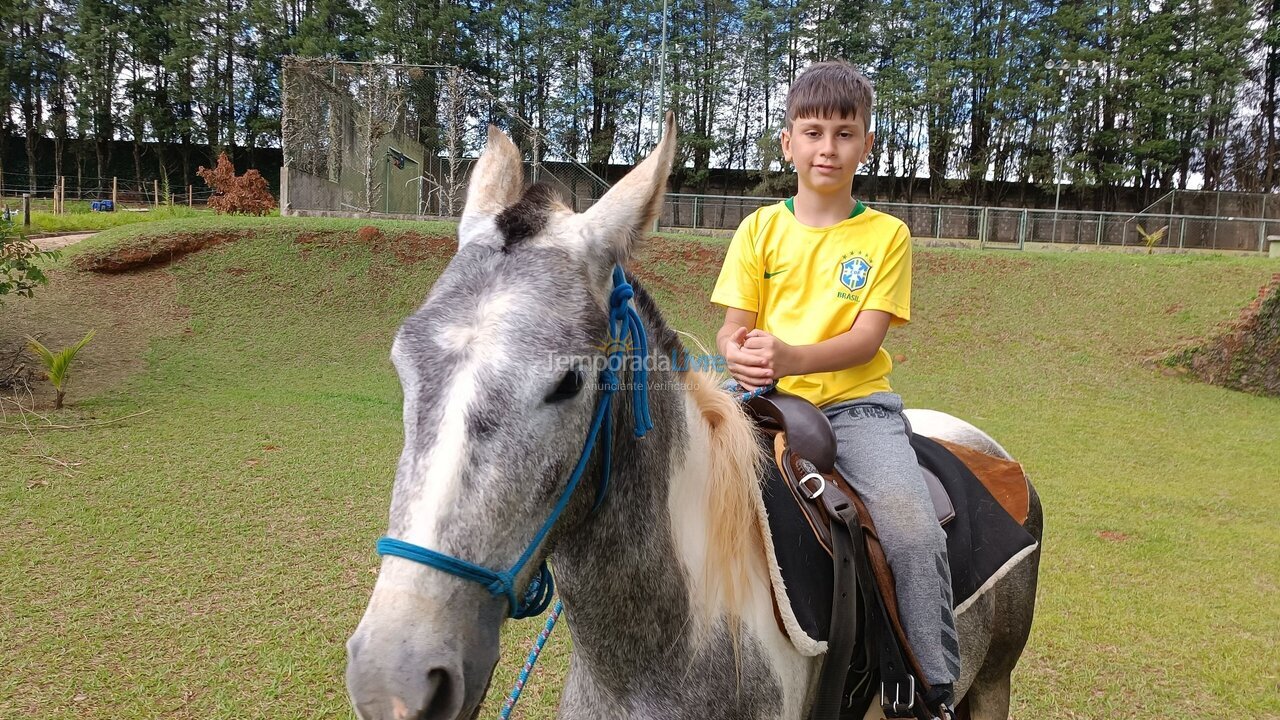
[2, 215, 1278, 719]
[3, 197, 216, 234]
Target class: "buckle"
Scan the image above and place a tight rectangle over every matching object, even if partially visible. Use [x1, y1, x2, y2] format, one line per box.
[797, 472, 825, 500]
[880, 676, 915, 716]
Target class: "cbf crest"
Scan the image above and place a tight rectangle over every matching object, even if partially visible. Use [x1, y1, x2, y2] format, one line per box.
[839, 256, 872, 292]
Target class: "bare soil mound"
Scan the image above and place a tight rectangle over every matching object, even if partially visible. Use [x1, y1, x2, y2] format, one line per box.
[72, 231, 251, 273]
[1, 266, 187, 410]
[1168, 273, 1280, 396]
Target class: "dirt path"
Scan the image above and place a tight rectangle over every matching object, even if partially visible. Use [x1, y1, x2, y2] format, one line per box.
[33, 232, 96, 251]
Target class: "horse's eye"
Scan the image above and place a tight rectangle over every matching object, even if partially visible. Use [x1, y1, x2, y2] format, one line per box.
[545, 369, 585, 403]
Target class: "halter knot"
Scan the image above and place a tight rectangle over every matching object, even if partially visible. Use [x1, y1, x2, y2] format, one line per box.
[600, 369, 619, 392]
[609, 283, 634, 315]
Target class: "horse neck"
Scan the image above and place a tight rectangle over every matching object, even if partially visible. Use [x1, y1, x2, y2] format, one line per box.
[551, 361, 776, 679]
[551, 363, 697, 651]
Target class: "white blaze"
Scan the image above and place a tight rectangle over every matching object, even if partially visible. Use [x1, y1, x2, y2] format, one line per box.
[390, 291, 515, 550]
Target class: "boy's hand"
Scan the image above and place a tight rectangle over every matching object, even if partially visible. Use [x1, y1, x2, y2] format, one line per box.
[743, 329, 797, 378]
[724, 326, 775, 390]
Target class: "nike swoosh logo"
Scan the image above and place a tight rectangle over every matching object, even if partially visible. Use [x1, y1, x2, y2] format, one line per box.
[764, 269, 788, 279]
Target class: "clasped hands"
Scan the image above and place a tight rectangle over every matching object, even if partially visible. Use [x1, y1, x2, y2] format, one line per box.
[724, 327, 794, 391]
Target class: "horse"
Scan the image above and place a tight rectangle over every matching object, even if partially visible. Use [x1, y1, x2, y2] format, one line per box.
[345, 115, 1043, 720]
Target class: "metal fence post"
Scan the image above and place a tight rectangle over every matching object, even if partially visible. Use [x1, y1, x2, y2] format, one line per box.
[693, 196, 699, 230]
[1018, 209, 1028, 249]
[979, 207, 987, 247]
[1178, 218, 1186, 249]
[935, 207, 942, 239]
[1096, 217, 1103, 246]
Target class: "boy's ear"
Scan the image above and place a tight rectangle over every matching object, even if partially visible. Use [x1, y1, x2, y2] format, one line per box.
[863, 131, 875, 163]
[780, 127, 793, 163]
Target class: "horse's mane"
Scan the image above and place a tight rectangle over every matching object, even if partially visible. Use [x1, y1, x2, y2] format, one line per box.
[629, 276, 767, 629]
[683, 371, 768, 628]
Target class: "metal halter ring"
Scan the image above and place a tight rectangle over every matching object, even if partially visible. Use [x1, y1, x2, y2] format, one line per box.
[798, 472, 826, 500]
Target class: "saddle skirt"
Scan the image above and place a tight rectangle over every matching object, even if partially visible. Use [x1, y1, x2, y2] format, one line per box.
[747, 427, 1040, 662]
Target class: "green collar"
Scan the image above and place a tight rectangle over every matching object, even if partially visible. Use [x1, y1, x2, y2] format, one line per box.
[785, 197, 867, 219]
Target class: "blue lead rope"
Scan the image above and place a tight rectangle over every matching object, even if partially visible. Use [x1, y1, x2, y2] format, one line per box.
[498, 599, 564, 720]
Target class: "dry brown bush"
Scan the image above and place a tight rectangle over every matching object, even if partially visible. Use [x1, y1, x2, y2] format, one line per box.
[197, 153, 277, 216]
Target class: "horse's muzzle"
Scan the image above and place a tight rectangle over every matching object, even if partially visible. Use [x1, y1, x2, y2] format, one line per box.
[346, 568, 503, 720]
[346, 636, 465, 720]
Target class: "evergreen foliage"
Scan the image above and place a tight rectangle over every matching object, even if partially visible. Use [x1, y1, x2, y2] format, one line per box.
[1, 0, 1276, 203]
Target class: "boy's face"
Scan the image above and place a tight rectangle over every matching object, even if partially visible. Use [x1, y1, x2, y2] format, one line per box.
[781, 114, 874, 197]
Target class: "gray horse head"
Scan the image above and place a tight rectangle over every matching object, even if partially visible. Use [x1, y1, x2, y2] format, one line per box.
[346, 115, 677, 720]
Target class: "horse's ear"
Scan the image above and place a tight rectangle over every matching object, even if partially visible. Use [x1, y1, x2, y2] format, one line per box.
[578, 111, 676, 263]
[459, 125, 524, 248]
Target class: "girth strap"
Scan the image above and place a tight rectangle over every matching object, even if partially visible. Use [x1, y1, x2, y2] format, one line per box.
[806, 482, 860, 720]
[799, 465, 936, 720]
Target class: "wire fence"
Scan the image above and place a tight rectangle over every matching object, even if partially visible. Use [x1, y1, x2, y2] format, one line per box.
[0, 173, 213, 214]
[643, 193, 1279, 253]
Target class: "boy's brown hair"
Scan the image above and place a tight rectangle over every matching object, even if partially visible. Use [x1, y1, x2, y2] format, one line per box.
[785, 61, 875, 133]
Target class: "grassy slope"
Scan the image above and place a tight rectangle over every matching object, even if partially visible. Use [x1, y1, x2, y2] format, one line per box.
[2, 216, 1277, 719]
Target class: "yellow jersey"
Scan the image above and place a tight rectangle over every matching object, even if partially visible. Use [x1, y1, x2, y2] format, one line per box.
[710, 199, 911, 407]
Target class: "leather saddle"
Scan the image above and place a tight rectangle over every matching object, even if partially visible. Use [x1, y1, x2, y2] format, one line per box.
[744, 390, 1033, 720]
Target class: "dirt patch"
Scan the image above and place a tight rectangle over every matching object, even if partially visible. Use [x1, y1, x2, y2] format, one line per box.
[637, 237, 726, 274]
[1, 265, 188, 411]
[383, 232, 454, 265]
[1166, 273, 1280, 396]
[292, 229, 454, 266]
[72, 231, 251, 273]
[1097, 530, 1132, 543]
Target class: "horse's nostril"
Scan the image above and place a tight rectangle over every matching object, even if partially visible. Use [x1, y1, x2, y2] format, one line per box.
[418, 666, 462, 720]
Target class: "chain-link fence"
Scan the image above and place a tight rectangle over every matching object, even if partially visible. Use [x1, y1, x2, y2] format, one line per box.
[649, 193, 1278, 253]
[281, 58, 609, 218]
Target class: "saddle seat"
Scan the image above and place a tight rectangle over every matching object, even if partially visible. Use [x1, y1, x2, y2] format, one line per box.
[745, 392, 956, 526]
[742, 389, 1037, 719]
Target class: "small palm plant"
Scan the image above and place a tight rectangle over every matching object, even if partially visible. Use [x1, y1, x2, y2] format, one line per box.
[1136, 224, 1169, 254]
[26, 330, 95, 409]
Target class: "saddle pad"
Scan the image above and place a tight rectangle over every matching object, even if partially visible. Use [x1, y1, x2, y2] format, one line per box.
[750, 432, 1039, 656]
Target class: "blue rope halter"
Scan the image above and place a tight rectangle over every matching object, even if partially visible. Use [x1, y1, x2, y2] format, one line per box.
[375, 265, 653, 619]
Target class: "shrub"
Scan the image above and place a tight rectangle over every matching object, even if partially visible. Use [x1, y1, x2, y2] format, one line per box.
[0, 215, 59, 302]
[197, 153, 277, 216]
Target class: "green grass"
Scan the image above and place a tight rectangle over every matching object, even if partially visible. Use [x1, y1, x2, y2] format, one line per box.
[3, 217, 1278, 719]
[14, 203, 214, 234]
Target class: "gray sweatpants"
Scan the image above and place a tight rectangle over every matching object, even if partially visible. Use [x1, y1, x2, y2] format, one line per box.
[822, 392, 960, 688]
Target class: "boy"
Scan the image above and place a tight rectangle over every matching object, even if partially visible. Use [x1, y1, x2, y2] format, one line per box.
[711, 61, 958, 713]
